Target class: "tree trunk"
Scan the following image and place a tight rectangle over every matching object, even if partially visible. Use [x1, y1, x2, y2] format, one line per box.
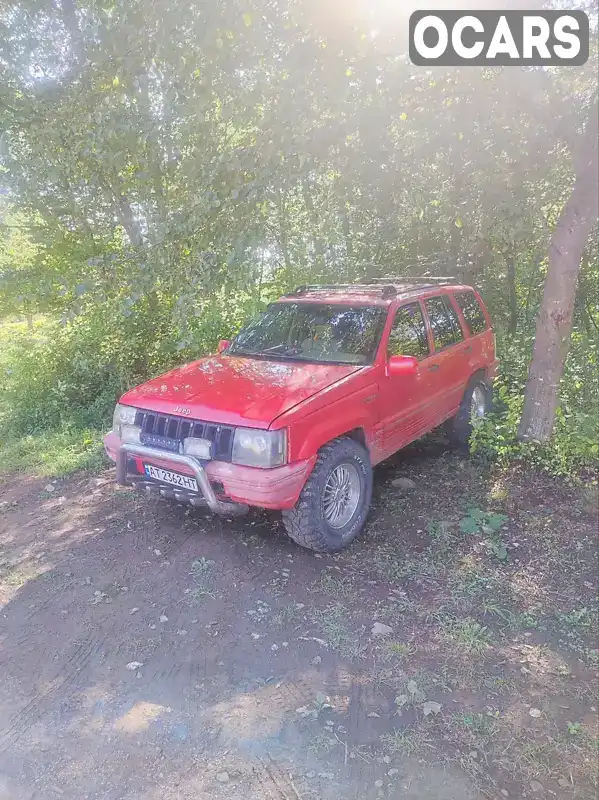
[61, 0, 83, 62]
[505, 252, 518, 335]
[118, 194, 144, 247]
[302, 180, 326, 275]
[518, 100, 598, 442]
[276, 188, 292, 275]
[341, 201, 353, 262]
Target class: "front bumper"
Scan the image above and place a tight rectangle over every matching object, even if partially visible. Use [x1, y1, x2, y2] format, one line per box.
[104, 432, 315, 512]
[116, 441, 249, 516]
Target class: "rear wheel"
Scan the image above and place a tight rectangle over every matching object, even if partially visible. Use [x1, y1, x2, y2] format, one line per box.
[282, 438, 372, 553]
[448, 376, 492, 447]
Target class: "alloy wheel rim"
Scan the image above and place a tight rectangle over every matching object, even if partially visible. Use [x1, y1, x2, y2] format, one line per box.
[323, 463, 361, 529]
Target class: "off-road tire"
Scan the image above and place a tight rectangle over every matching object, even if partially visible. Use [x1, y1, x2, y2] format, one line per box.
[448, 375, 492, 447]
[282, 438, 373, 553]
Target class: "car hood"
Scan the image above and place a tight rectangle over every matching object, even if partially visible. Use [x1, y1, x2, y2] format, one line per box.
[121, 355, 362, 429]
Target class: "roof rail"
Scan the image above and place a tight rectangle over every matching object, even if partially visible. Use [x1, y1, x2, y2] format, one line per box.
[285, 276, 460, 301]
[287, 283, 398, 299]
[364, 276, 457, 285]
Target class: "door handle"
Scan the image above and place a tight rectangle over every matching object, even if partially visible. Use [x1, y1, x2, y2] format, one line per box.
[463, 344, 473, 353]
[428, 364, 440, 371]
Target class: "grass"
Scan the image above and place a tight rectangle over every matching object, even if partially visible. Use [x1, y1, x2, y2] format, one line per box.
[0, 428, 106, 477]
[384, 641, 416, 661]
[311, 603, 366, 661]
[315, 570, 357, 599]
[374, 545, 448, 584]
[586, 648, 599, 667]
[453, 712, 499, 741]
[514, 739, 554, 778]
[440, 617, 493, 655]
[556, 607, 596, 631]
[380, 728, 431, 757]
[306, 730, 338, 756]
[0, 563, 28, 588]
[272, 602, 303, 628]
[0, 319, 110, 478]
[188, 558, 216, 601]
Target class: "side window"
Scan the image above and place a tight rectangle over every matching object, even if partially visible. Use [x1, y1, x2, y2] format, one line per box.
[424, 296, 464, 351]
[387, 302, 430, 361]
[454, 291, 488, 335]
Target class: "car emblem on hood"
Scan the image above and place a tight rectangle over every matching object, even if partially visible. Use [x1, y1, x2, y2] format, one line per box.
[174, 406, 191, 415]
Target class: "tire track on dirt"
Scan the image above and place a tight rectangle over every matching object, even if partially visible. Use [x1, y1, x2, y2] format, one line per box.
[0, 642, 57, 686]
[252, 755, 303, 799]
[346, 676, 363, 746]
[267, 673, 320, 715]
[156, 530, 197, 561]
[24, 577, 75, 620]
[132, 516, 151, 550]
[0, 628, 108, 752]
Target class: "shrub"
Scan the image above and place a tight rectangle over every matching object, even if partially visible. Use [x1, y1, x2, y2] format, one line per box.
[471, 330, 599, 476]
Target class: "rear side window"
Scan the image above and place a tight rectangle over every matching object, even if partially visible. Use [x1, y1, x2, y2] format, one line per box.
[424, 296, 464, 351]
[454, 291, 488, 335]
[388, 302, 429, 360]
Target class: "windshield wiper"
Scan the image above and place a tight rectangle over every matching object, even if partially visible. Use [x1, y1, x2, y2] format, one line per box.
[229, 347, 290, 360]
[230, 344, 300, 358]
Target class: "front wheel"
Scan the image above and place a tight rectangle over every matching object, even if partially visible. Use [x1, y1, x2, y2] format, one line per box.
[448, 376, 492, 447]
[282, 438, 373, 553]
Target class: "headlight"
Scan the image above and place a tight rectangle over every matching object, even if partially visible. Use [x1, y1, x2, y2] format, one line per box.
[232, 428, 287, 468]
[112, 403, 138, 436]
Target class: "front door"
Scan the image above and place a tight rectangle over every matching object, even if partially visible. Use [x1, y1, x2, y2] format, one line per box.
[379, 301, 435, 456]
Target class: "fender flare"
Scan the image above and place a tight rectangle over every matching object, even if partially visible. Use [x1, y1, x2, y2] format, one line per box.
[294, 415, 374, 462]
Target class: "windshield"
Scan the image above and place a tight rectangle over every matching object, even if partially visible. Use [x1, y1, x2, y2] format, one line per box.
[228, 303, 386, 365]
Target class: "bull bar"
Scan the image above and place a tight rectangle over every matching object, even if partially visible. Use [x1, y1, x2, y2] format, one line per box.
[116, 442, 249, 516]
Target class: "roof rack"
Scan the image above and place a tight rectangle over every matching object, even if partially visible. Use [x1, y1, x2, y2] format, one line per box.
[364, 276, 457, 285]
[285, 276, 459, 301]
[287, 283, 398, 299]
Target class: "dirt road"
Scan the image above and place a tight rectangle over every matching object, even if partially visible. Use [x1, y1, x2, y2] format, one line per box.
[0, 441, 597, 800]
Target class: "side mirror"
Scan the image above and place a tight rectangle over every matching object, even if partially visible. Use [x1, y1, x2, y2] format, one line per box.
[387, 355, 418, 377]
[217, 339, 231, 354]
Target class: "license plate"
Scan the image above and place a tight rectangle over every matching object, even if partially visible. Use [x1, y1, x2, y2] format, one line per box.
[144, 464, 198, 493]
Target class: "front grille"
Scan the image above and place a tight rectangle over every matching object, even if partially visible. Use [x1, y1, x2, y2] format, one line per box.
[134, 410, 235, 461]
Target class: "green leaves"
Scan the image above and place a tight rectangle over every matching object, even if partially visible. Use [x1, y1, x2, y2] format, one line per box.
[460, 509, 507, 535]
[459, 515, 479, 535]
[459, 510, 509, 562]
[485, 513, 508, 532]
[488, 539, 508, 562]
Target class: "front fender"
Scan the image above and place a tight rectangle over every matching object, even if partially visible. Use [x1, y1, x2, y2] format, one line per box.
[284, 386, 380, 462]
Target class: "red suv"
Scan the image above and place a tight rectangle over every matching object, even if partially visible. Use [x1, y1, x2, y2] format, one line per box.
[104, 278, 497, 552]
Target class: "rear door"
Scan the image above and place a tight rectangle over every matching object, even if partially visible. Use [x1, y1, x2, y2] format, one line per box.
[422, 294, 472, 423]
[453, 289, 496, 377]
[379, 301, 436, 455]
